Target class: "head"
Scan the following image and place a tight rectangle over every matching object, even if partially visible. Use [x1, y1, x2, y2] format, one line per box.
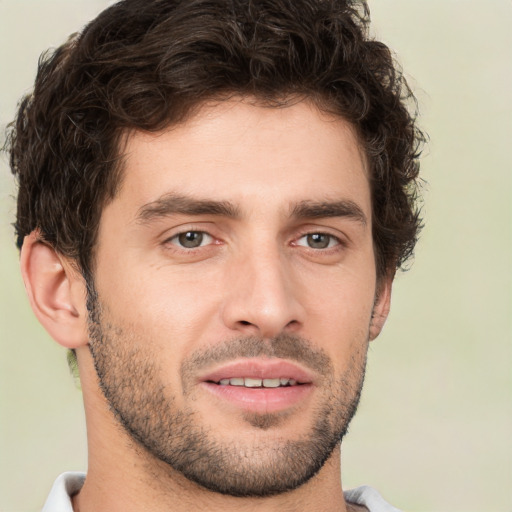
[7, 0, 423, 500]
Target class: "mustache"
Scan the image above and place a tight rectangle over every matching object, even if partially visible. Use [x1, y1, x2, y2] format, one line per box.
[180, 334, 333, 380]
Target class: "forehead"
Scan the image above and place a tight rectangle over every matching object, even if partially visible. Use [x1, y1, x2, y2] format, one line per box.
[113, 98, 370, 218]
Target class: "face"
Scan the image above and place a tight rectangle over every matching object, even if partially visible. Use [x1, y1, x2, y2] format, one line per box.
[87, 98, 389, 496]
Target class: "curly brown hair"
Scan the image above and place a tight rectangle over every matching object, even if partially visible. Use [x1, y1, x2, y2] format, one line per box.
[7, 0, 424, 282]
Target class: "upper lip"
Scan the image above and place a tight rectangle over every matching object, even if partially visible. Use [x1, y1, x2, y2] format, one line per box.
[198, 358, 316, 384]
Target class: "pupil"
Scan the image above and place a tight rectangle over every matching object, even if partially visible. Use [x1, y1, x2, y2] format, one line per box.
[179, 231, 203, 248]
[308, 233, 329, 249]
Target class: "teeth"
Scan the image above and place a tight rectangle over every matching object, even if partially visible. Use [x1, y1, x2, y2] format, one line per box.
[244, 378, 262, 387]
[217, 377, 298, 388]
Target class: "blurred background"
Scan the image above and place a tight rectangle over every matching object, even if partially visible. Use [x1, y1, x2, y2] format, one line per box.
[0, 1, 510, 511]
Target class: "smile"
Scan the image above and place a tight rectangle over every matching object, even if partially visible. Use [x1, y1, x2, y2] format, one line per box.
[215, 377, 299, 388]
[198, 359, 315, 414]
[198, 358, 315, 385]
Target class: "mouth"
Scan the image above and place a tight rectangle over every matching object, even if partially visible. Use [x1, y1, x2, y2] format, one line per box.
[214, 377, 300, 388]
[198, 359, 315, 414]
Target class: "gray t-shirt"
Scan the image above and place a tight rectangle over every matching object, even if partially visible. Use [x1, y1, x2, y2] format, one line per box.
[42, 472, 402, 511]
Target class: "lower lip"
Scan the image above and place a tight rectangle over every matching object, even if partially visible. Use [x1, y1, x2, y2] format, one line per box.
[200, 382, 313, 414]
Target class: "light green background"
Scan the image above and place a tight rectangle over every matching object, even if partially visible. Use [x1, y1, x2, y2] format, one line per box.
[1, 1, 510, 511]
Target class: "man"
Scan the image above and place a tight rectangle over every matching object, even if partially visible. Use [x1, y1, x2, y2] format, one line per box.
[7, 0, 423, 510]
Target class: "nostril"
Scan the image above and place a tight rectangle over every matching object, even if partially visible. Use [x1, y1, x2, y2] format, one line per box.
[240, 320, 252, 326]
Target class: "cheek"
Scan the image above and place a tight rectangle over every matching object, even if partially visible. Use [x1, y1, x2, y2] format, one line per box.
[307, 285, 374, 338]
[300, 264, 376, 366]
[95, 259, 225, 353]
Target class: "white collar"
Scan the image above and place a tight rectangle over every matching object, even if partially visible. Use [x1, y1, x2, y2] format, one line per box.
[42, 472, 85, 512]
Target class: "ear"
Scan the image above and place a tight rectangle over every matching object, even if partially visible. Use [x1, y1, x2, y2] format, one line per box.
[20, 231, 89, 349]
[369, 275, 393, 341]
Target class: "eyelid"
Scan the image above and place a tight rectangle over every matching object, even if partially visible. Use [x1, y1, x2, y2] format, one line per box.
[160, 222, 215, 239]
[292, 223, 348, 242]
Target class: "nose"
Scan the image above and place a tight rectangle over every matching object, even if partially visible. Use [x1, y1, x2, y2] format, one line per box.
[221, 246, 304, 339]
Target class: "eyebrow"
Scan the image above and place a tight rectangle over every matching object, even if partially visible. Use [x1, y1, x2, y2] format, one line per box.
[290, 199, 367, 226]
[136, 193, 367, 227]
[136, 193, 241, 224]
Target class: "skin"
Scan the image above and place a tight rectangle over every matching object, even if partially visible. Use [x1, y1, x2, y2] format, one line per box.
[21, 98, 391, 512]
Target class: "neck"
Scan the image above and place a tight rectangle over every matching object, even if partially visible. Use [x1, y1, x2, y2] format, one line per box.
[75, 446, 349, 512]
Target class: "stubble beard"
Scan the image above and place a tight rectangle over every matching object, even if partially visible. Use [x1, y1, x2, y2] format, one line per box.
[86, 289, 368, 498]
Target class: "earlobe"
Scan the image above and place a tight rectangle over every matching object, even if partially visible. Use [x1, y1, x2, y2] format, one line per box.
[20, 231, 89, 349]
[369, 276, 393, 341]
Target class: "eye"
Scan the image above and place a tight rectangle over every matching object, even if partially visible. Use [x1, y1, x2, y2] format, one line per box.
[295, 233, 340, 249]
[169, 231, 213, 249]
